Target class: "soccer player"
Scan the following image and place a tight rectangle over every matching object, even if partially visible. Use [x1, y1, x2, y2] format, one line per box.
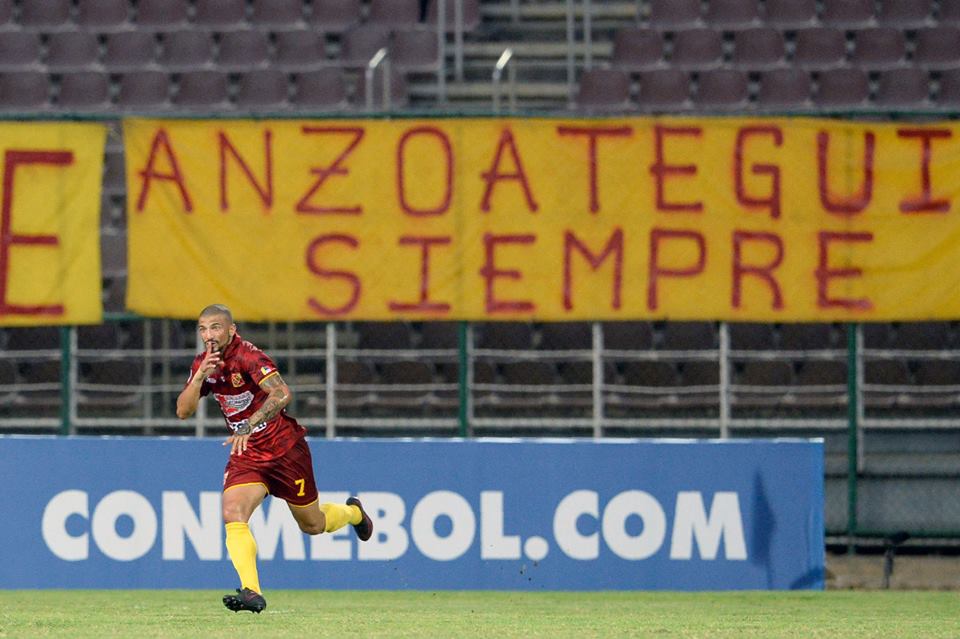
[176, 304, 373, 614]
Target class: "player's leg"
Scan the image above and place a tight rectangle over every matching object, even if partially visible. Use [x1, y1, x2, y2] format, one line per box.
[271, 438, 372, 539]
[222, 479, 269, 611]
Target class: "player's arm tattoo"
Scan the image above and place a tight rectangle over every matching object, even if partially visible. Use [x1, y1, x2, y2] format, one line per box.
[250, 374, 292, 426]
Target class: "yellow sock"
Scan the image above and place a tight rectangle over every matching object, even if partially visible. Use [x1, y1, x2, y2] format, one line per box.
[225, 522, 261, 594]
[320, 502, 362, 532]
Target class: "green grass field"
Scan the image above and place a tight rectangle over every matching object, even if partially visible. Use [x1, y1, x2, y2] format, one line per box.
[2, 590, 959, 639]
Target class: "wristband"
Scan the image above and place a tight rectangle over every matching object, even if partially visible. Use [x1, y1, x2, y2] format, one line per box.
[234, 421, 253, 436]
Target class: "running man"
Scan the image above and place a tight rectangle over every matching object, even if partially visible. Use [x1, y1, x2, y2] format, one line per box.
[176, 304, 373, 613]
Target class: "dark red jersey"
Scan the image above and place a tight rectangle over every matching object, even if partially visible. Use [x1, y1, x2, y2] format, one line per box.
[186, 333, 304, 461]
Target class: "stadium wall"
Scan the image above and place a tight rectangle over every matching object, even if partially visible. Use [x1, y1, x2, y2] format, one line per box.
[1, 436, 823, 590]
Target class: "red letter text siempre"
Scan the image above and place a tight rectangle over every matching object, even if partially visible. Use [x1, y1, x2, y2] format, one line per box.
[647, 228, 706, 310]
[305, 234, 362, 316]
[387, 235, 452, 314]
[562, 228, 624, 311]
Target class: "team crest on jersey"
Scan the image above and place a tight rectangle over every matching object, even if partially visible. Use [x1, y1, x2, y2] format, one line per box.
[231, 372, 244, 387]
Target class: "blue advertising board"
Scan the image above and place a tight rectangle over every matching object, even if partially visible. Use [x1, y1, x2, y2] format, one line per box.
[0, 436, 823, 590]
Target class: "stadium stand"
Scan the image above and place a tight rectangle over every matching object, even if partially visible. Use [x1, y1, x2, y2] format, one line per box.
[0, 1, 956, 532]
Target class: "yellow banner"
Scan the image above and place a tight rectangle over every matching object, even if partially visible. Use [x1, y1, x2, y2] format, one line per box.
[125, 117, 960, 321]
[0, 123, 105, 326]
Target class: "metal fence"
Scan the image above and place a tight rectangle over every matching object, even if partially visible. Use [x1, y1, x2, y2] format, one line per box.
[2, 317, 959, 541]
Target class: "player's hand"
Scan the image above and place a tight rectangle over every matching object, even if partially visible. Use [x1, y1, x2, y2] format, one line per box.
[224, 432, 252, 456]
[197, 341, 222, 377]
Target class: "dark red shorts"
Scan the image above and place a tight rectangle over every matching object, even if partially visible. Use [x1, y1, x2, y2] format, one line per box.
[223, 436, 319, 507]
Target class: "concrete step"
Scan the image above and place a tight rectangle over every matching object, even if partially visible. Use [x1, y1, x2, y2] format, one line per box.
[411, 80, 571, 100]
[481, 1, 639, 22]
[460, 40, 613, 60]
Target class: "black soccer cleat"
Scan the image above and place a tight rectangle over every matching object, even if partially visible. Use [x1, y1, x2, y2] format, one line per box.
[222, 587, 266, 614]
[346, 496, 374, 542]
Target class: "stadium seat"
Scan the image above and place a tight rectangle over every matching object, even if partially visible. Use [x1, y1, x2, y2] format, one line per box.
[310, 0, 363, 33]
[0, 32, 42, 71]
[602, 321, 654, 350]
[136, 0, 190, 30]
[764, 0, 817, 26]
[334, 360, 376, 408]
[76, 0, 131, 30]
[339, 25, 392, 67]
[778, 324, 835, 351]
[756, 68, 811, 108]
[649, 0, 702, 29]
[619, 360, 679, 387]
[862, 323, 892, 348]
[19, 0, 72, 31]
[731, 28, 786, 69]
[356, 322, 414, 349]
[0, 71, 49, 110]
[100, 230, 128, 277]
[250, 0, 307, 28]
[814, 68, 870, 107]
[477, 323, 534, 350]
[669, 28, 724, 69]
[678, 360, 719, 407]
[693, 69, 749, 110]
[6, 326, 60, 351]
[878, 0, 933, 26]
[217, 30, 271, 70]
[103, 31, 158, 72]
[78, 360, 147, 414]
[173, 70, 230, 110]
[77, 324, 123, 351]
[874, 68, 930, 106]
[540, 322, 593, 350]
[45, 32, 101, 72]
[272, 30, 328, 71]
[914, 27, 960, 69]
[419, 322, 459, 349]
[194, 0, 248, 30]
[936, 68, 960, 106]
[793, 360, 848, 406]
[235, 69, 290, 111]
[636, 69, 691, 110]
[57, 71, 111, 111]
[158, 31, 214, 71]
[907, 360, 960, 407]
[890, 322, 953, 350]
[116, 71, 171, 110]
[18, 360, 62, 416]
[728, 323, 776, 350]
[102, 276, 127, 312]
[0, 359, 18, 406]
[863, 359, 911, 407]
[377, 360, 435, 410]
[0, 0, 14, 30]
[367, 0, 421, 28]
[611, 28, 664, 71]
[575, 67, 633, 113]
[941, 0, 960, 23]
[732, 360, 793, 408]
[393, 28, 440, 72]
[850, 28, 907, 69]
[427, 0, 482, 33]
[820, 0, 876, 27]
[101, 150, 126, 195]
[793, 28, 847, 70]
[704, 0, 761, 28]
[291, 68, 349, 110]
[660, 322, 716, 350]
[498, 361, 558, 403]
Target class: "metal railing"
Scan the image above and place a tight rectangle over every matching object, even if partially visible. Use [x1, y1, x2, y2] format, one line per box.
[492, 47, 516, 114]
